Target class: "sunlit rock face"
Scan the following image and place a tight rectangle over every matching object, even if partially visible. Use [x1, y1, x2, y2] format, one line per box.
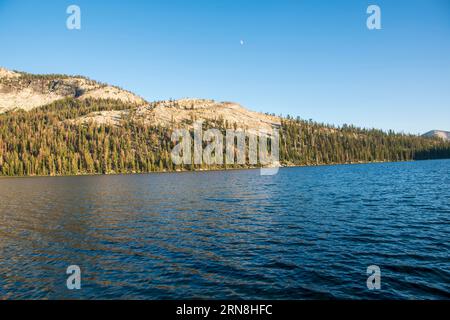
[0, 67, 146, 113]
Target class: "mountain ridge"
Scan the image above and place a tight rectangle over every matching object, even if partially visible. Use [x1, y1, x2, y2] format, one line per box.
[0, 67, 146, 113]
[2, 67, 447, 137]
[0, 67, 279, 132]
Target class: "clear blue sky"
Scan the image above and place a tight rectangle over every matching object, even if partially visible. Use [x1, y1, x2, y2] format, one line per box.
[1, 0, 449, 134]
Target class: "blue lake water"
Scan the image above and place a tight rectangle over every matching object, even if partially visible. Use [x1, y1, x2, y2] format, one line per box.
[0, 160, 449, 299]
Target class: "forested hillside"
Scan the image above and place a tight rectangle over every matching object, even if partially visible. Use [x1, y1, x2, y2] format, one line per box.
[0, 98, 449, 177]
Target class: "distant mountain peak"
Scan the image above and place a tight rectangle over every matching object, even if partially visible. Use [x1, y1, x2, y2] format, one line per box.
[422, 130, 450, 141]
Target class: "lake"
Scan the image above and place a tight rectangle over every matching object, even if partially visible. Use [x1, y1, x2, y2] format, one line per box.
[0, 160, 449, 299]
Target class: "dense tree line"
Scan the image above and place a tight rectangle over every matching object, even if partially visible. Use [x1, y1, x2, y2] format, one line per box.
[0, 99, 449, 176]
[279, 117, 450, 165]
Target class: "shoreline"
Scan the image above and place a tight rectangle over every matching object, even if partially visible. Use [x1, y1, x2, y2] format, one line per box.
[0, 158, 448, 179]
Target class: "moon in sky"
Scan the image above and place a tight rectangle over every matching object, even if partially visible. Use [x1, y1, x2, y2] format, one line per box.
[240, 40, 244, 45]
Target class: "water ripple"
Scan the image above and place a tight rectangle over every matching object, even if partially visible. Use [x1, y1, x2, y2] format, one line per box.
[0, 160, 449, 299]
